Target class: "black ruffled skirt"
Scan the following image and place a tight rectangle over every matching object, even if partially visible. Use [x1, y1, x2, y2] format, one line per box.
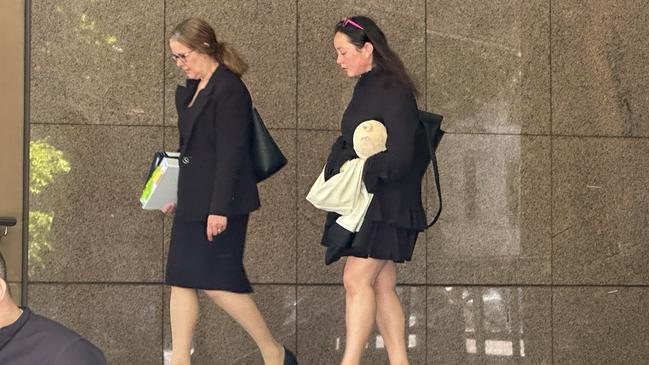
[320, 211, 419, 265]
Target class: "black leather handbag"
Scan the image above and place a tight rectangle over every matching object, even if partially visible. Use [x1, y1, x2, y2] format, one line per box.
[250, 108, 288, 182]
[418, 110, 445, 228]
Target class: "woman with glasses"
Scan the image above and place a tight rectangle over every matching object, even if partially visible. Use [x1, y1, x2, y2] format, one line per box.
[321, 16, 428, 365]
[161, 18, 297, 365]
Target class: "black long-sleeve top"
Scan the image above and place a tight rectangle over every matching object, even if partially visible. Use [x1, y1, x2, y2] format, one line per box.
[324, 68, 429, 230]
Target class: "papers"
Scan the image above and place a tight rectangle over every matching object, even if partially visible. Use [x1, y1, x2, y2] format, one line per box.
[140, 152, 180, 210]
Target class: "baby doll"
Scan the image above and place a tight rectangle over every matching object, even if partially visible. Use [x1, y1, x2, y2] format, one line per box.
[306, 120, 387, 232]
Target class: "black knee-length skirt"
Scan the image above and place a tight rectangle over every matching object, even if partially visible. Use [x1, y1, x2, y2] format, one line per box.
[165, 214, 252, 293]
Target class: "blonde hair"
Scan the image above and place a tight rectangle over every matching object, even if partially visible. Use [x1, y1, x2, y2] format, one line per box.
[171, 18, 248, 77]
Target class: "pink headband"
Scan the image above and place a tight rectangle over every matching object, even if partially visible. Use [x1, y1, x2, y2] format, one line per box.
[342, 18, 365, 31]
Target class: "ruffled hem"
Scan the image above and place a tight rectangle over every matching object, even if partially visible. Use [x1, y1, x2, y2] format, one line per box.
[320, 212, 419, 265]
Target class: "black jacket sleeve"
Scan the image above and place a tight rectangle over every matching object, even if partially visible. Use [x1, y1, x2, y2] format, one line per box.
[324, 135, 358, 181]
[209, 85, 252, 215]
[177, 132, 184, 153]
[362, 88, 419, 193]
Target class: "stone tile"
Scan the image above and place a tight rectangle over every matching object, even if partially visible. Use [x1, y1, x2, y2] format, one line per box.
[29, 283, 163, 365]
[428, 135, 552, 284]
[401, 234, 427, 285]
[165, 0, 296, 129]
[552, 0, 649, 137]
[297, 285, 426, 364]
[163, 126, 181, 153]
[29, 125, 164, 282]
[553, 137, 649, 284]
[554, 287, 649, 364]
[247, 130, 297, 283]
[161, 127, 178, 283]
[426, 0, 550, 135]
[162, 285, 296, 364]
[162, 213, 173, 284]
[297, 130, 343, 283]
[30, 0, 163, 125]
[298, 0, 426, 130]
[428, 286, 552, 364]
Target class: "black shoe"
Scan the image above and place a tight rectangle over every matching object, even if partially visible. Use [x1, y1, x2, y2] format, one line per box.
[283, 346, 298, 365]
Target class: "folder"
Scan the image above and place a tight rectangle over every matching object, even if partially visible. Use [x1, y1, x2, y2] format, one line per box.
[140, 152, 180, 210]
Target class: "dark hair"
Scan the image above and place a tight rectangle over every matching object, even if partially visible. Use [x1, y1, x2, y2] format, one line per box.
[335, 16, 418, 96]
[171, 18, 248, 77]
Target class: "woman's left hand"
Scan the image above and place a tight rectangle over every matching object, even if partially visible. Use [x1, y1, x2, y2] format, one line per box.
[206, 215, 228, 241]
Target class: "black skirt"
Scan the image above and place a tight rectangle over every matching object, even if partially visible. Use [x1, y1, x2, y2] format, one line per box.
[165, 214, 252, 293]
[321, 212, 419, 265]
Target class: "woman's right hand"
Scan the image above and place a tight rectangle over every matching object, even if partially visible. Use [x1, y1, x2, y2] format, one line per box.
[161, 202, 177, 215]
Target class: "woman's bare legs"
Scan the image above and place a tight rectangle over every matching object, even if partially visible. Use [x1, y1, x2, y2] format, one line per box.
[340, 257, 387, 365]
[374, 261, 409, 365]
[170, 286, 199, 365]
[170, 287, 285, 365]
[205, 290, 285, 365]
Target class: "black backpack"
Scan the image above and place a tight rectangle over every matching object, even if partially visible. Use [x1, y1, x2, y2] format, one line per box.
[418, 110, 445, 228]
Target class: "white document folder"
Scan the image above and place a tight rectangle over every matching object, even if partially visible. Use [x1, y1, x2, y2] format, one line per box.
[140, 152, 180, 210]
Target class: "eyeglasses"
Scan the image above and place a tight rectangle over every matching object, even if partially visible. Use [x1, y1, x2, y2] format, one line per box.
[171, 49, 194, 63]
[340, 18, 365, 31]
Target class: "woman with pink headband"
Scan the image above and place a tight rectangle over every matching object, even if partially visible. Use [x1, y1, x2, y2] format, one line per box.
[321, 15, 428, 365]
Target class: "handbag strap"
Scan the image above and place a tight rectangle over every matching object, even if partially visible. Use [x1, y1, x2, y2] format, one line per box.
[424, 129, 443, 229]
[427, 146, 443, 228]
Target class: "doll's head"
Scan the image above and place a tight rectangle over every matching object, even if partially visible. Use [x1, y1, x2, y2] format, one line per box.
[353, 120, 387, 159]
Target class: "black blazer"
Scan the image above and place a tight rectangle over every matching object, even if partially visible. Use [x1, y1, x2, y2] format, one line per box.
[324, 68, 429, 230]
[174, 66, 260, 221]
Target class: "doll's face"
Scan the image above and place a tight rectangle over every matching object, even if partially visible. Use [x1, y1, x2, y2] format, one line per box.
[353, 120, 387, 159]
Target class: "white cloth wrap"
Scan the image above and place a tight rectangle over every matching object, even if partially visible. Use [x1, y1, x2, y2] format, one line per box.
[306, 158, 373, 232]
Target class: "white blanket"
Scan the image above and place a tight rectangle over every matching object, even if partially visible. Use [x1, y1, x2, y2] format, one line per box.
[306, 158, 373, 232]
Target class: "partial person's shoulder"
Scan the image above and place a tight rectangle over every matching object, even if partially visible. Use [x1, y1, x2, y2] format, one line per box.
[54, 338, 108, 365]
[27, 312, 84, 341]
[28, 313, 108, 364]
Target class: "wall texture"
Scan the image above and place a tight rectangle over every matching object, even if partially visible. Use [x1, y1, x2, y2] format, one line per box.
[28, 1, 649, 364]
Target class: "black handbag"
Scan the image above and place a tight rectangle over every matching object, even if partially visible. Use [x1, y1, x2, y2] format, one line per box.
[418, 110, 445, 228]
[250, 107, 288, 182]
